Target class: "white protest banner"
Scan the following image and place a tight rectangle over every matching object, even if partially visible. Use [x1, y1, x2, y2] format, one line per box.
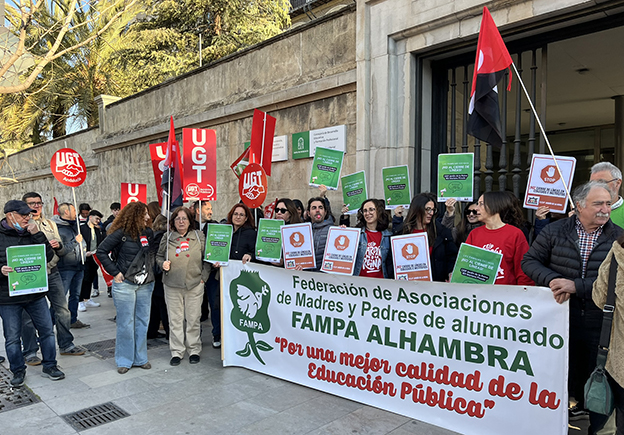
[524, 154, 576, 213]
[321, 227, 360, 275]
[391, 233, 432, 281]
[223, 262, 568, 435]
[281, 223, 315, 270]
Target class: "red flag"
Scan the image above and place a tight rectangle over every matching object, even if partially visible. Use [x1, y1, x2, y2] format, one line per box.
[53, 197, 59, 215]
[161, 117, 184, 213]
[249, 109, 276, 176]
[264, 198, 278, 220]
[467, 7, 513, 148]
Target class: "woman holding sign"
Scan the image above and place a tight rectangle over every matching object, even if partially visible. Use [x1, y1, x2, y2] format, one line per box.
[157, 207, 211, 366]
[396, 193, 457, 282]
[466, 191, 533, 286]
[96, 202, 156, 374]
[274, 199, 302, 225]
[353, 199, 393, 278]
[226, 203, 257, 262]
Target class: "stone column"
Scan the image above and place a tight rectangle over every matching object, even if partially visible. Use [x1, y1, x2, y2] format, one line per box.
[94, 94, 121, 135]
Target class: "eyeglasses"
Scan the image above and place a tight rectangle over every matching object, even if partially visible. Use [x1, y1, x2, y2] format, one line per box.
[26, 202, 43, 208]
[233, 213, 246, 218]
[275, 208, 289, 214]
[424, 207, 437, 214]
[174, 217, 189, 222]
[363, 208, 376, 214]
[597, 178, 619, 184]
[11, 212, 31, 219]
[466, 209, 479, 215]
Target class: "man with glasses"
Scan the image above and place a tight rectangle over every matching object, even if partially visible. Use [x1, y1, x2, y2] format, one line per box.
[590, 162, 624, 229]
[19, 193, 84, 364]
[0, 200, 65, 386]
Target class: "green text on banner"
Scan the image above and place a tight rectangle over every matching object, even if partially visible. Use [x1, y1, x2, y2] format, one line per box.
[309, 146, 344, 190]
[7, 244, 48, 296]
[222, 261, 568, 435]
[437, 153, 474, 202]
[256, 219, 284, 263]
[281, 223, 315, 270]
[450, 243, 503, 285]
[321, 227, 361, 275]
[341, 171, 368, 215]
[204, 224, 233, 266]
[382, 166, 411, 209]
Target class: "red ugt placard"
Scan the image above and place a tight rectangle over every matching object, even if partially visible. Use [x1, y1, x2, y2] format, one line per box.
[50, 148, 87, 187]
[149, 142, 166, 205]
[121, 183, 147, 207]
[182, 129, 217, 201]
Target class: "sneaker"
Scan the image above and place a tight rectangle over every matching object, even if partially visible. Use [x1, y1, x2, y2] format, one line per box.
[569, 404, 589, 421]
[91, 289, 100, 298]
[212, 340, 221, 349]
[70, 320, 90, 329]
[25, 356, 42, 366]
[60, 346, 85, 356]
[78, 301, 87, 312]
[85, 299, 100, 308]
[189, 355, 200, 364]
[170, 357, 181, 366]
[41, 365, 65, 381]
[11, 370, 25, 387]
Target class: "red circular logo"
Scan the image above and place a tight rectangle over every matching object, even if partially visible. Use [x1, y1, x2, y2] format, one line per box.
[540, 165, 561, 184]
[334, 235, 350, 251]
[290, 232, 305, 247]
[51, 148, 87, 187]
[402, 243, 419, 260]
[239, 163, 267, 209]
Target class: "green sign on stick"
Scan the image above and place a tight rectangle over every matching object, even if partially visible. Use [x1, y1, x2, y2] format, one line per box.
[309, 146, 344, 190]
[7, 244, 48, 296]
[450, 243, 503, 285]
[256, 219, 284, 262]
[341, 171, 367, 215]
[205, 224, 234, 266]
[437, 153, 474, 202]
[382, 165, 411, 209]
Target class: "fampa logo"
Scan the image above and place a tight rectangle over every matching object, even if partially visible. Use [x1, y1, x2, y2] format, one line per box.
[334, 235, 349, 251]
[540, 165, 560, 184]
[290, 232, 304, 248]
[230, 270, 273, 365]
[401, 243, 418, 260]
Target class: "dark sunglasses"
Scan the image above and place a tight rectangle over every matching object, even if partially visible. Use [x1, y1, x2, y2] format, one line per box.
[275, 207, 289, 214]
[465, 209, 478, 216]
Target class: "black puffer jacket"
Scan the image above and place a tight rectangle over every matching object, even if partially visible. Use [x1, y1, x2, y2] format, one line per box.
[96, 228, 155, 282]
[230, 226, 256, 261]
[522, 216, 623, 324]
[0, 221, 53, 305]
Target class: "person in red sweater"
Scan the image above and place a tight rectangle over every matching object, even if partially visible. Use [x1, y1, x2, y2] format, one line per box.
[466, 191, 534, 286]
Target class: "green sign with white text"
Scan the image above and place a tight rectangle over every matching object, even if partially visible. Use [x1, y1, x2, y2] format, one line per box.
[292, 131, 310, 159]
[382, 165, 411, 209]
[437, 153, 474, 202]
[256, 219, 284, 262]
[450, 243, 503, 285]
[205, 224, 233, 265]
[7, 244, 48, 296]
[341, 171, 368, 215]
[309, 146, 344, 190]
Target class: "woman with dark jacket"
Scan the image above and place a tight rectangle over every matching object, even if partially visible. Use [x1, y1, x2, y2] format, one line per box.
[394, 193, 458, 282]
[96, 202, 156, 374]
[226, 203, 256, 262]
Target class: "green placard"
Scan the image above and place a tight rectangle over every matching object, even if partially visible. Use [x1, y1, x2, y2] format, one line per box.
[292, 131, 310, 159]
[205, 224, 234, 265]
[437, 153, 474, 202]
[341, 171, 367, 215]
[450, 243, 503, 285]
[309, 146, 344, 190]
[256, 219, 284, 262]
[382, 165, 411, 208]
[6, 244, 48, 296]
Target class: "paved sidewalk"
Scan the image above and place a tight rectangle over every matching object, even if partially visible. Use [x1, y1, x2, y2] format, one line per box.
[0, 282, 585, 434]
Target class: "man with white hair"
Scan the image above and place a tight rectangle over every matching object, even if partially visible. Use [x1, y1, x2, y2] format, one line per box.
[591, 161, 624, 228]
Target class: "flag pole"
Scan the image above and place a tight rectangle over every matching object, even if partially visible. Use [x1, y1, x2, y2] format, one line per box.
[260, 112, 267, 169]
[511, 62, 575, 211]
[71, 187, 85, 264]
[165, 175, 171, 262]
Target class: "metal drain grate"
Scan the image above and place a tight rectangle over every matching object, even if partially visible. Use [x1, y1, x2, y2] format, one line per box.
[0, 364, 39, 413]
[81, 338, 168, 360]
[62, 402, 130, 431]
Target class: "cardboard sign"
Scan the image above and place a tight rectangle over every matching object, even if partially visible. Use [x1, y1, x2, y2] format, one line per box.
[239, 163, 268, 209]
[121, 183, 147, 207]
[320, 227, 360, 275]
[438, 153, 474, 202]
[281, 223, 315, 270]
[50, 148, 87, 187]
[341, 171, 368, 215]
[7, 244, 48, 296]
[450, 243, 503, 285]
[256, 218, 283, 262]
[182, 128, 217, 201]
[391, 233, 432, 281]
[309, 146, 344, 190]
[524, 154, 576, 213]
[204, 224, 233, 265]
[382, 165, 411, 209]
[149, 142, 166, 205]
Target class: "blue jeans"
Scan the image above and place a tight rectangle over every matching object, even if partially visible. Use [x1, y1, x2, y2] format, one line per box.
[206, 273, 221, 340]
[0, 296, 57, 373]
[112, 280, 154, 368]
[22, 271, 76, 354]
[59, 269, 84, 324]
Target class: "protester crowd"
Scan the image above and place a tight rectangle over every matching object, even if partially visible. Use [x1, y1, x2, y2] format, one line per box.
[2, 161, 624, 434]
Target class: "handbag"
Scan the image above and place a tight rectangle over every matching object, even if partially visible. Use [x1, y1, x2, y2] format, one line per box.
[584, 255, 618, 415]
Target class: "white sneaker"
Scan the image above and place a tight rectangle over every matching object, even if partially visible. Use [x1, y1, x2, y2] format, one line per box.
[78, 302, 87, 312]
[91, 289, 100, 298]
[85, 299, 101, 308]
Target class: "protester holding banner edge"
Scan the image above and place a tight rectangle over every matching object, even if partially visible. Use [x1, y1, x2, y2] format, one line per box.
[352, 198, 393, 278]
